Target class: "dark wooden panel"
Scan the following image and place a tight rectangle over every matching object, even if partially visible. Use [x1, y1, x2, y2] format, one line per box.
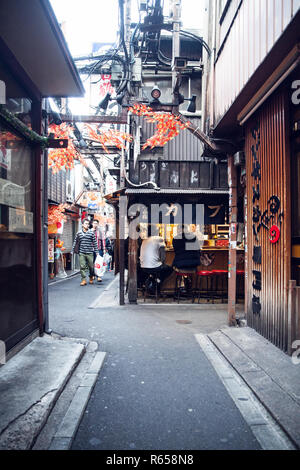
[189, 163, 200, 188]
[159, 162, 169, 187]
[139, 161, 149, 184]
[219, 163, 229, 188]
[179, 161, 190, 188]
[199, 162, 210, 188]
[168, 163, 180, 188]
[148, 162, 156, 185]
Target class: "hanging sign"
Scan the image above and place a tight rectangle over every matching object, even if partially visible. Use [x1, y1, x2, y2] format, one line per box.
[48, 239, 55, 263]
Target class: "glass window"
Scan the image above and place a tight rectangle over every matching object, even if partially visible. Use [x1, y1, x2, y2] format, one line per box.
[0, 126, 33, 232]
[0, 121, 37, 350]
[0, 57, 32, 127]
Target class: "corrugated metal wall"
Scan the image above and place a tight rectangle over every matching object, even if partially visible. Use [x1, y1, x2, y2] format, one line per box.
[48, 168, 66, 203]
[163, 118, 204, 161]
[214, 0, 299, 124]
[245, 89, 291, 351]
[137, 116, 204, 161]
[60, 216, 73, 252]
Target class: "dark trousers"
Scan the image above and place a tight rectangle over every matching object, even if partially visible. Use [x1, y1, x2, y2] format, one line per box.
[141, 264, 173, 287]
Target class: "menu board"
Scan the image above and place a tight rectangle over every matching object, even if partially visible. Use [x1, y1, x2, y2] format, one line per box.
[0, 177, 25, 209]
[48, 239, 54, 263]
[8, 207, 33, 233]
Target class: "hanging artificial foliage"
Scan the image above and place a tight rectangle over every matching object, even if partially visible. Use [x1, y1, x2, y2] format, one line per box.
[48, 123, 86, 173]
[0, 105, 49, 147]
[128, 103, 191, 149]
[48, 203, 67, 227]
[48, 105, 189, 172]
[84, 125, 133, 153]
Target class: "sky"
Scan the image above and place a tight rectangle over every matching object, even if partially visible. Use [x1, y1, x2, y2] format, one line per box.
[49, 0, 204, 115]
[50, 0, 204, 57]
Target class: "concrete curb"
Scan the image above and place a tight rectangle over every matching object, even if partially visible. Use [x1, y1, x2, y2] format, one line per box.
[48, 271, 80, 286]
[207, 329, 300, 449]
[0, 335, 85, 450]
[196, 334, 295, 450]
[48, 351, 106, 450]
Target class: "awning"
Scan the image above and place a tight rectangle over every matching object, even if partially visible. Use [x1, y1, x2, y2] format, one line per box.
[0, 0, 84, 97]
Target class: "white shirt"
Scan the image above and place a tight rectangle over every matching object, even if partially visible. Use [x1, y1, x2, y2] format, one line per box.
[140, 236, 165, 269]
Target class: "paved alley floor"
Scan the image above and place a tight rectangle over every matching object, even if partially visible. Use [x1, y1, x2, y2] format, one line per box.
[48, 273, 280, 450]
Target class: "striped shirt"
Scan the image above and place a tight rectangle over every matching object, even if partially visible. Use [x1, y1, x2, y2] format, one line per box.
[73, 229, 98, 254]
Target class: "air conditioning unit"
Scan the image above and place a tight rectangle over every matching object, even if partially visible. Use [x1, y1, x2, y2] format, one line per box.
[66, 181, 73, 202]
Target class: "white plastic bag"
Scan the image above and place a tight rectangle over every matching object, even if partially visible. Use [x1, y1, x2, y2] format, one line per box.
[103, 252, 112, 271]
[94, 254, 106, 278]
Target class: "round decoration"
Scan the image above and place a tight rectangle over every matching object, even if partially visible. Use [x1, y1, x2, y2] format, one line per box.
[269, 225, 280, 244]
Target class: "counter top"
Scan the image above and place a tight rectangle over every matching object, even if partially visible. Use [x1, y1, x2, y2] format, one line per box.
[166, 247, 244, 252]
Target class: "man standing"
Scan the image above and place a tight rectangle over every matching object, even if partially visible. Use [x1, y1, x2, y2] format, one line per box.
[72, 218, 98, 286]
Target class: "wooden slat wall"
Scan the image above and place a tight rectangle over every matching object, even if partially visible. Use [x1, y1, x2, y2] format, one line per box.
[245, 90, 291, 351]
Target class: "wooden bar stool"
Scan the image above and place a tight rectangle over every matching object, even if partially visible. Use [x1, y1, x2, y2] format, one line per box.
[174, 269, 195, 303]
[212, 270, 228, 303]
[193, 270, 214, 304]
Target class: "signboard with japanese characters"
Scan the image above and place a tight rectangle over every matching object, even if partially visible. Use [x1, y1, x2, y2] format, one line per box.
[8, 207, 33, 233]
[48, 239, 54, 263]
[0, 177, 25, 209]
[250, 122, 284, 316]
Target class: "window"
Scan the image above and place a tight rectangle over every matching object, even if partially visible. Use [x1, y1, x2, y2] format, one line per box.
[0, 121, 36, 350]
[0, 57, 32, 127]
[0, 126, 33, 233]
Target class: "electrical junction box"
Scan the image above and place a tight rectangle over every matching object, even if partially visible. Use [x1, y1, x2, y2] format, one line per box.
[111, 63, 123, 86]
[111, 58, 142, 86]
[131, 58, 142, 83]
[172, 57, 187, 70]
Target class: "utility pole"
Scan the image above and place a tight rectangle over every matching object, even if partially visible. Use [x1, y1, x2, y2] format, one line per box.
[119, 0, 131, 305]
[171, 0, 181, 107]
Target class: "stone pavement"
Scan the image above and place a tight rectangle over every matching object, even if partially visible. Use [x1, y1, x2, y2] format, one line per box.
[205, 327, 300, 449]
[0, 334, 106, 450]
[0, 301, 299, 449]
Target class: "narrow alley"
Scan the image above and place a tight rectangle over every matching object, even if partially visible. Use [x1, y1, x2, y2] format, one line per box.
[47, 274, 292, 451]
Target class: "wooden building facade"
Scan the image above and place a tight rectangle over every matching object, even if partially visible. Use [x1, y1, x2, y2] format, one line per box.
[203, 0, 300, 352]
[0, 0, 83, 355]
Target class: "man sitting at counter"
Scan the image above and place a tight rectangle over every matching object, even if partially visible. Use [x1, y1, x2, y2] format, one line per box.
[172, 225, 201, 271]
[140, 225, 173, 291]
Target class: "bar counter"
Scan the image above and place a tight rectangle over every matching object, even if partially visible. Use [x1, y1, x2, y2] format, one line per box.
[162, 247, 244, 292]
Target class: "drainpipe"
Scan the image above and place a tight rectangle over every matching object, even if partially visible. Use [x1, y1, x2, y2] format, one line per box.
[209, 0, 217, 130]
[201, 0, 210, 132]
[32, 99, 45, 336]
[42, 102, 51, 333]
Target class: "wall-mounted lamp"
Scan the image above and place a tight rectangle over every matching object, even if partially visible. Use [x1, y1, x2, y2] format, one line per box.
[96, 93, 112, 113]
[150, 86, 161, 102]
[176, 93, 197, 113]
[186, 95, 197, 113]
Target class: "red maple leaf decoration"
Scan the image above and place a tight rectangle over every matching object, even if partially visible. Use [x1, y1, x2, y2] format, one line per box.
[48, 203, 68, 225]
[84, 125, 133, 153]
[128, 103, 190, 149]
[48, 123, 86, 173]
